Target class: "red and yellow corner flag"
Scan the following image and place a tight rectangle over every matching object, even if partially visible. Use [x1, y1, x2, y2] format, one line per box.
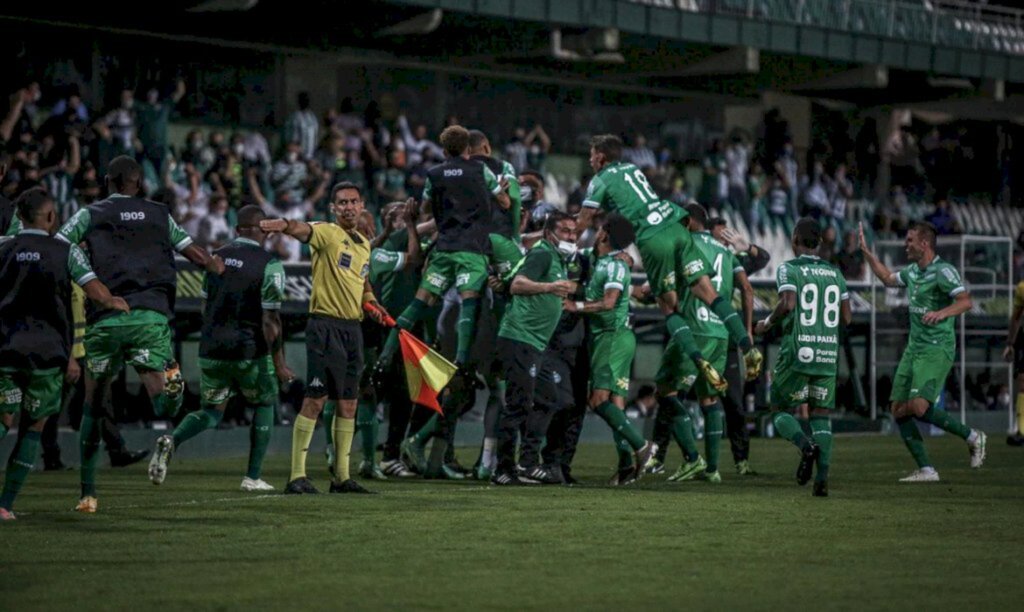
[398, 329, 457, 413]
[364, 302, 456, 414]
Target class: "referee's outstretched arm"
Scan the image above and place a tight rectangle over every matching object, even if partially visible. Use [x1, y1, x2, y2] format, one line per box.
[260, 218, 312, 243]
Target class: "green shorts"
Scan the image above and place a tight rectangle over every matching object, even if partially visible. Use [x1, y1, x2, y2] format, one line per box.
[84, 311, 173, 377]
[638, 223, 713, 297]
[890, 348, 953, 405]
[0, 367, 64, 420]
[199, 355, 278, 407]
[420, 251, 489, 296]
[656, 335, 727, 398]
[770, 360, 837, 410]
[589, 329, 636, 397]
[489, 234, 525, 280]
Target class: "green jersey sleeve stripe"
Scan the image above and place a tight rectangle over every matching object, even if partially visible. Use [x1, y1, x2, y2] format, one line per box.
[777, 283, 797, 293]
[582, 199, 601, 209]
[394, 252, 406, 272]
[604, 281, 625, 291]
[841, 292, 850, 300]
[949, 286, 966, 297]
[174, 236, 194, 251]
[75, 272, 97, 286]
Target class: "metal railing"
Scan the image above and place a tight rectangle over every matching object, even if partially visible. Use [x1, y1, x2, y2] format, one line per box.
[627, 0, 1024, 55]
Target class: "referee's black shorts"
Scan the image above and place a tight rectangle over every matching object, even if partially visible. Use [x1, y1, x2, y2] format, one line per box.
[305, 315, 363, 401]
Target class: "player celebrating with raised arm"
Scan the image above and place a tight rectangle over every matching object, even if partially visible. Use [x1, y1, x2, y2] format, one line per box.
[0, 188, 128, 520]
[576, 135, 762, 392]
[859, 221, 986, 482]
[564, 213, 659, 485]
[260, 182, 389, 495]
[756, 219, 851, 497]
[148, 205, 293, 492]
[59, 156, 223, 514]
[374, 125, 509, 384]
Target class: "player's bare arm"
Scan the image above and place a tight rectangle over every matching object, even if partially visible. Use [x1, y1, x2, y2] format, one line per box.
[922, 291, 972, 325]
[80, 278, 130, 314]
[260, 218, 312, 243]
[736, 268, 754, 339]
[755, 289, 795, 336]
[563, 287, 621, 314]
[510, 275, 575, 297]
[859, 222, 899, 287]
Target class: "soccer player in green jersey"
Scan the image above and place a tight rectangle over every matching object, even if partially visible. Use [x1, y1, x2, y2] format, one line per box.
[577, 135, 762, 392]
[147, 205, 293, 492]
[564, 213, 659, 484]
[655, 203, 754, 484]
[860, 221, 987, 482]
[756, 218, 851, 497]
[375, 126, 509, 384]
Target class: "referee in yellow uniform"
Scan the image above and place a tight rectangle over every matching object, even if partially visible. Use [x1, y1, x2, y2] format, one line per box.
[1004, 280, 1024, 446]
[261, 182, 389, 494]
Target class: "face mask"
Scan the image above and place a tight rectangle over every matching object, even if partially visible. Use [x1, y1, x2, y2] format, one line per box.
[233, 144, 245, 157]
[123, 99, 134, 110]
[286, 152, 298, 163]
[556, 240, 577, 258]
[190, 139, 203, 150]
[520, 185, 533, 202]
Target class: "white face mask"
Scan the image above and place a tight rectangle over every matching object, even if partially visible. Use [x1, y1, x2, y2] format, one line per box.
[233, 144, 245, 157]
[286, 151, 298, 163]
[556, 240, 577, 258]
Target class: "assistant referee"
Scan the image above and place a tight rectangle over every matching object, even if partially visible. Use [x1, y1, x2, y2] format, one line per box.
[260, 181, 389, 495]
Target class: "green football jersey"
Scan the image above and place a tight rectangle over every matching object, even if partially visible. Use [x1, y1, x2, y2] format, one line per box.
[583, 161, 685, 242]
[585, 252, 631, 334]
[681, 231, 742, 339]
[776, 255, 850, 377]
[498, 239, 567, 351]
[896, 256, 965, 359]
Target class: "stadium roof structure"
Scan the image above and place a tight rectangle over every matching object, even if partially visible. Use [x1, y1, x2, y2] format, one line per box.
[5, 0, 1024, 108]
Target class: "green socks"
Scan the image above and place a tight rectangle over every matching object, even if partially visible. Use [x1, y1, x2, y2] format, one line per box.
[323, 402, 336, 447]
[172, 408, 223, 448]
[612, 431, 633, 469]
[772, 412, 812, 451]
[413, 414, 440, 445]
[152, 390, 184, 419]
[79, 407, 101, 497]
[920, 406, 971, 440]
[710, 296, 752, 351]
[0, 431, 40, 511]
[897, 416, 931, 468]
[593, 401, 645, 451]
[455, 297, 480, 365]
[380, 298, 430, 364]
[702, 402, 724, 472]
[809, 416, 832, 482]
[356, 400, 378, 464]
[247, 404, 274, 480]
[666, 313, 703, 363]
[667, 396, 699, 462]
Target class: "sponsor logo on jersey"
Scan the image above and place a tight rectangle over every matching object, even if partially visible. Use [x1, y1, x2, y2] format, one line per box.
[87, 357, 111, 374]
[616, 377, 630, 390]
[456, 272, 471, 287]
[2, 388, 23, 406]
[338, 253, 353, 270]
[310, 377, 324, 389]
[129, 349, 151, 365]
[798, 347, 815, 363]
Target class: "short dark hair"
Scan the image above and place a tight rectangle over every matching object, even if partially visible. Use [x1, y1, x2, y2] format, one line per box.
[106, 156, 142, 190]
[467, 129, 489, 150]
[297, 92, 310, 110]
[543, 210, 572, 234]
[150, 187, 176, 206]
[909, 220, 937, 248]
[520, 170, 544, 183]
[604, 212, 636, 250]
[590, 134, 623, 163]
[708, 217, 727, 229]
[684, 202, 708, 228]
[236, 204, 266, 229]
[15, 187, 53, 222]
[440, 125, 470, 157]
[793, 217, 822, 249]
[331, 181, 363, 201]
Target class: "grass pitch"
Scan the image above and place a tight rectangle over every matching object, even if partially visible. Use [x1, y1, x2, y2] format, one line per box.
[2, 435, 1021, 610]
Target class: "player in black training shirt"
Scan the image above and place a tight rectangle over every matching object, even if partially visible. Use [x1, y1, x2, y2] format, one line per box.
[148, 205, 293, 492]
[0, 188, 127, 520]
[58, 156, 223, 514]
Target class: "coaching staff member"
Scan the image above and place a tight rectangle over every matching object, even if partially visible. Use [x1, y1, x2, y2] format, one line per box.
[261, 182, 389, 495]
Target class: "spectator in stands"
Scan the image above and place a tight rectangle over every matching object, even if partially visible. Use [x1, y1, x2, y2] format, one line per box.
[800, 160, 830, 219]
[104, 88, 139, 157]
[835, 229, 865, 280]
[925, 197, 960, 235]
[774, 139, 800, 219]
[828, 162, 854, 229]
[40, 132, 81, 222]
[700, 139, 727, 211]
[197, 195, 233, 249]
[50, 85, 89, 124]
[526, 124, 551, 171]
[817, 224, 837, 261]
[285, 92, 318, 160]
[136, 79, 186, 176]
[397, 114, 443, 168]
[725, 134, 752, 228]
[373, 146, 408, 208]
[855, 117, 879, 197]
[332, 97, 364, 134]
[747, 162, 767, 232]
[271, 141, 308, 203]
[624, 133, 657, 170]
[765, 174, 791, 235]
[208, 145, 245, 210]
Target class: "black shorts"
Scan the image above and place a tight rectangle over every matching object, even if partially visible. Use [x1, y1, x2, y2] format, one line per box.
[305, 316, 363, 401]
